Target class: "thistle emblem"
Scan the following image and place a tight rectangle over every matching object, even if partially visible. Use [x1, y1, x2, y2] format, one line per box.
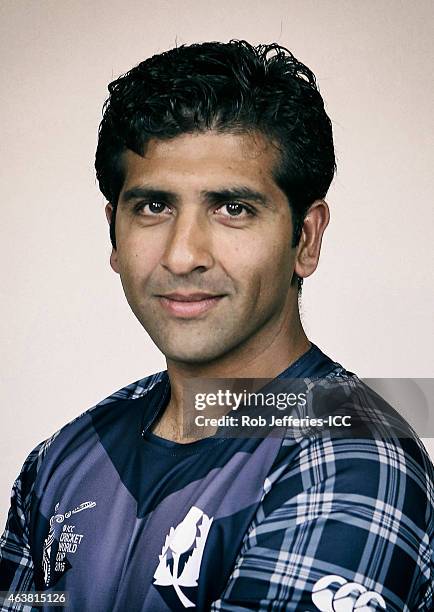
[153, 506, 213, 608]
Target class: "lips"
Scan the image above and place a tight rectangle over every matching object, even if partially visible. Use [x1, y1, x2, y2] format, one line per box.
[157, 292, 225, 318]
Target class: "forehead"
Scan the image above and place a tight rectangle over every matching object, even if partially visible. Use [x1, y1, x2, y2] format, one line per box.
[120, 130, 283, 194]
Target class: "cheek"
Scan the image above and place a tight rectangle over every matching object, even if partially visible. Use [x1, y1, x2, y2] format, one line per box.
[222, 231, 293, 290]
[117, 235, 161, 286]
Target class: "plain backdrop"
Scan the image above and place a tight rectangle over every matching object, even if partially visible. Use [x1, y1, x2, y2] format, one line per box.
[1, 0, 433, 525]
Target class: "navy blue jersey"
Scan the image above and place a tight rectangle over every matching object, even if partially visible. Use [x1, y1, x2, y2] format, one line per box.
[1, 345, 433, 611]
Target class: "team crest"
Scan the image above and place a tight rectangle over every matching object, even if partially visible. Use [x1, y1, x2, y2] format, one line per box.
[153, 506, 213, 608]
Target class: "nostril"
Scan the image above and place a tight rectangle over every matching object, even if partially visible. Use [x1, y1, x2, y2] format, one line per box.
[160, 231, 214, 275]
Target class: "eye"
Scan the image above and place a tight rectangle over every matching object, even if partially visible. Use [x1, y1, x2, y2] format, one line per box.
[134, 201, 172, 215]
[215, 202, 255, 218]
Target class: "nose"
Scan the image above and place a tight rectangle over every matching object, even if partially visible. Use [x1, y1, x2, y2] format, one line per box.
[160, 210, 214, 275]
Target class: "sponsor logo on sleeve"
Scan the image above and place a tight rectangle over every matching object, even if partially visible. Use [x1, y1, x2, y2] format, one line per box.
[312, 574, 386, 611]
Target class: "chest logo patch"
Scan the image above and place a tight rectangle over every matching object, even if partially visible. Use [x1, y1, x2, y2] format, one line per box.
[153, 505, 214, 608]
[42, 500, 97, 587]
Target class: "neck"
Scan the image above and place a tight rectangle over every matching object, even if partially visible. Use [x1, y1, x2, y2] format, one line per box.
[168, 318, 309, 379]
[151, 299, 310, 442]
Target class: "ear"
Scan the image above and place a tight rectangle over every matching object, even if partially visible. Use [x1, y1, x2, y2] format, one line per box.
[105, 203, 120, 274]
[294, 199, 330, 280]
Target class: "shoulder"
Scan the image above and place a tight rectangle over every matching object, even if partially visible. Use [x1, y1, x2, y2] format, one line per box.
[218, 370, 434, 610]
[0, 371, 166, 590]
[268, 369, 434, 525]
[13, 370, 167, 511]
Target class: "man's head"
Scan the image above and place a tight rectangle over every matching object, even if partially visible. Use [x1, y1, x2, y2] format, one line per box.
[95, 41, 334, 366]
[96, 40, 335, 253]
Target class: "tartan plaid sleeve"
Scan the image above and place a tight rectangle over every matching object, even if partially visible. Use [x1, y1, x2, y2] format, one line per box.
[211, 433, 434, 612]
[0, 437, 55, 611]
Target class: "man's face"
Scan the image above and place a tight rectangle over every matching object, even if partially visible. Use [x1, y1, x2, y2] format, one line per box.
[107, 131, 298, 365]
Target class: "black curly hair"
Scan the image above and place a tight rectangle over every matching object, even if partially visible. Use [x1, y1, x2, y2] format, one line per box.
[95, 40, 335, 268]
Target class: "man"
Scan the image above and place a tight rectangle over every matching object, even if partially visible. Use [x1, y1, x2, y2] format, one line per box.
[1, 40, 433, 611]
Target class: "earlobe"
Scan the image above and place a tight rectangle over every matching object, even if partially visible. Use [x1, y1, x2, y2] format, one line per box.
[109, 248, 120, 274]
[294, 199, 330, 280]
[105, 203, 120, 274]
[105, 202, 114, 225]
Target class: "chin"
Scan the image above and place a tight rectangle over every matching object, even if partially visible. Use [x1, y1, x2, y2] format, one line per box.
[159, 340, 234, 366]
[164, 349, 222, 365]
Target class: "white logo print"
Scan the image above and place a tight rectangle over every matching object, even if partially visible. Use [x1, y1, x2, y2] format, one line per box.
[42, 500, 96, 587]
[312, 574, 386, 611]
[153, 506, 214, 608]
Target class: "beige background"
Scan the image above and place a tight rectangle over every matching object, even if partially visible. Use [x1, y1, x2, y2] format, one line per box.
[1, 0, 433, 525]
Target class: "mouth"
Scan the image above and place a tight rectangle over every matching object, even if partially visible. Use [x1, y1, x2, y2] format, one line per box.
[156, 292, 226, 318]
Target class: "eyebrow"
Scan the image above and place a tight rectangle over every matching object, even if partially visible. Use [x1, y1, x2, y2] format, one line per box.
[120, 186, 180, 205]
[120, 184, 271, 209]
[202, 187, 271, 208]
